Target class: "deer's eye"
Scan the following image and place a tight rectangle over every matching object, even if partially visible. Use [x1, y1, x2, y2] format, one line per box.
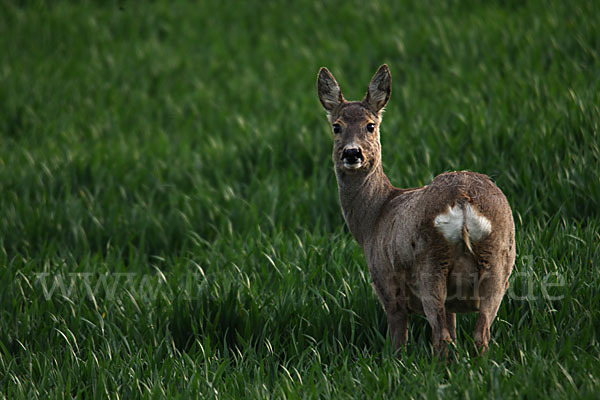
[366, 123, 376, 133]
[332, 123, 342, 134]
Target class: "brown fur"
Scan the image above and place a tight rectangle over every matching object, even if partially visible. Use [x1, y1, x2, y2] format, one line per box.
[317, 65, 515, 355]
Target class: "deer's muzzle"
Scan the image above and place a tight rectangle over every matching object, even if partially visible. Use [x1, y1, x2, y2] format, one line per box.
[341, 147, 364, 169]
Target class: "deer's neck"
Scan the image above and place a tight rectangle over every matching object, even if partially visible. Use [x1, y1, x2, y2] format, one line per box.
[336, 161, 395, 247]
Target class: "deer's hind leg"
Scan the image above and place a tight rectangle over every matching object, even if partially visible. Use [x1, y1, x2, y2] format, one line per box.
[473, 272, 505, 353]
[417, 254, 453, 356]
[473, 245, 514, 353]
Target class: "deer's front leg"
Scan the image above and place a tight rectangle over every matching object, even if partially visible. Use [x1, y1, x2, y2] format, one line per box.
[370, 270, 408, 352]
[446, 312, 457, 342]
[386, 307, 408, 350]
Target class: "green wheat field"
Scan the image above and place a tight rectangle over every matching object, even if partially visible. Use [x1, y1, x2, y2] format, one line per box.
[1, 0, 599, 398]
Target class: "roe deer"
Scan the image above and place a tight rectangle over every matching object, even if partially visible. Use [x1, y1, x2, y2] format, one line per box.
[317, 65, 515, 355]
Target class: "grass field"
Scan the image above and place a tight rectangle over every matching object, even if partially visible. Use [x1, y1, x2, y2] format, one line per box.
[1, 0, 599, 398]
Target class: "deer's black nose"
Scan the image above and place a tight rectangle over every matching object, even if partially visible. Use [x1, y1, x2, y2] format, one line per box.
[342, 147, 363, 164]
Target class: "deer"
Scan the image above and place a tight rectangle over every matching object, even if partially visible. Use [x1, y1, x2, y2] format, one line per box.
[317, 64, 515, 356]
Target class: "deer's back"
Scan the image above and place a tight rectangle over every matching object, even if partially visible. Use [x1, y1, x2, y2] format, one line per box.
[370, 171, 514, 274]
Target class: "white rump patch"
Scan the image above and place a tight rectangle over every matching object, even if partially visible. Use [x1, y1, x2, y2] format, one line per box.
[434, 203, 492, 244]
[433, 204, 464, 243]
[463, 204, 492, 241]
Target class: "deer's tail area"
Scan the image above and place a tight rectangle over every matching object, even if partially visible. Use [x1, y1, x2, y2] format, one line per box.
[459, 200, 492, 256]
[461, 209, 474, 254]
[434, 200, 492, 253]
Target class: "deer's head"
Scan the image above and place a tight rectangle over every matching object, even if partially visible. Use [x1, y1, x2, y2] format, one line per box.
[317, 65, 391, 175]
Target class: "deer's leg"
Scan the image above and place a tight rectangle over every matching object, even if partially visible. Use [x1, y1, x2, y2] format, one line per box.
[370, 271, 408, 352]
[446, 312, 457, 342]
[387, 305, 408, 350]
[418, 261, 452, 356]
[473, 264, 510, 354]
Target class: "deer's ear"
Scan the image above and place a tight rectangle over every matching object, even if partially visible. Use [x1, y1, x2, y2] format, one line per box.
[364, 64, 391, 114]
[317, 67, 344, 113]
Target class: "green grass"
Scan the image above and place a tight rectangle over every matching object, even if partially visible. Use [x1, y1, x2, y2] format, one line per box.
[1, 0, 599, 398]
